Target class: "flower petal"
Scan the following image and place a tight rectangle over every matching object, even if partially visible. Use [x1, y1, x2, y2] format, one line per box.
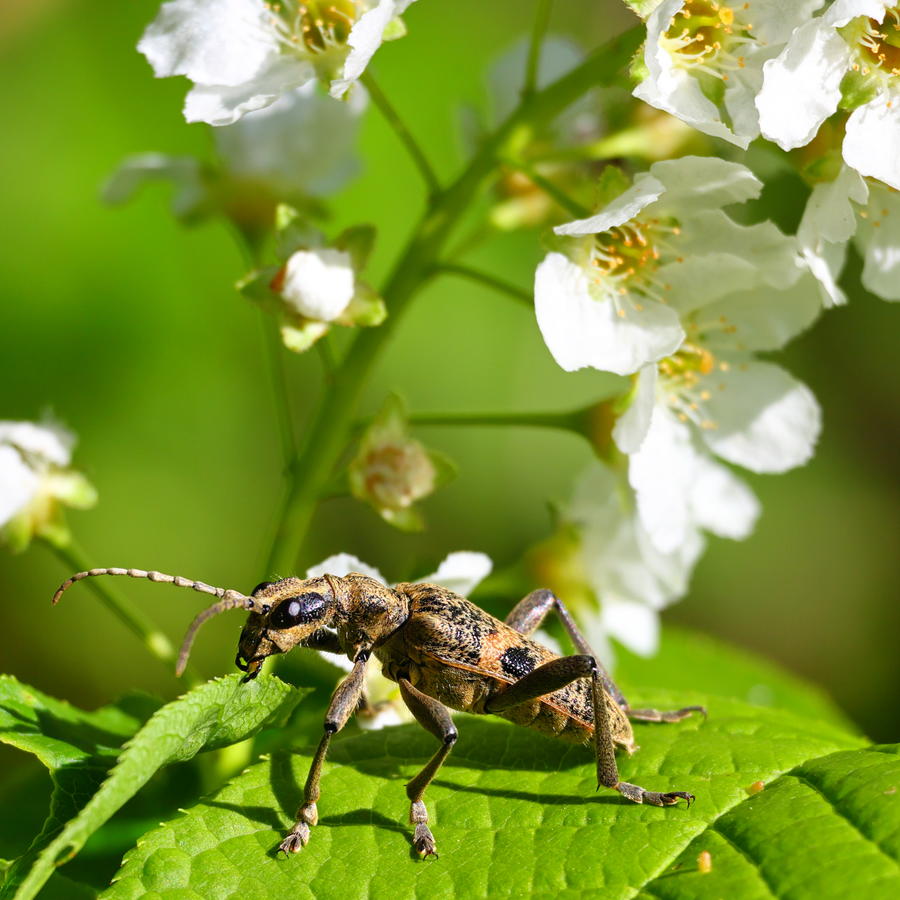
[0, 445, 38, 527]
[602, 601, 660, 657]
[306, 553, 385, 582]
[628, 409, 697, 554]
[553, 173, 664, 237]
[613, 365, 657, 454]
[699, 361, 821, 473]
[138, 0, 276, 87]
[756, 19, 851, 150]
[534, 252, 684, 376]
[696, 272, 822, 352]
[214, 82, 367, 196]
[856, 180, 900, 301]
[690, 455, 760, 540]
[183, 57, 314, 126]
[281, 248, 356, 322]
[844, 93, 900, 192]
[0, 421, 73, 466]
[418, 551, 493, 595]
[330, 0, 417, 98]
[649, 157, 762, 208]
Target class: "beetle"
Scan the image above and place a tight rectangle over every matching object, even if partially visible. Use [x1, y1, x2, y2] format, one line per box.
[53, 566, 704, 857]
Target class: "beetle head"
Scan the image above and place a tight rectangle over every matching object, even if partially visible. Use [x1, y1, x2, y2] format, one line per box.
[235, 576, 340, 679]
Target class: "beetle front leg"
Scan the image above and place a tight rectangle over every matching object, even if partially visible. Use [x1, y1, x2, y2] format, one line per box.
[398, 678, 457, 858]
[279, 648, 370, 854]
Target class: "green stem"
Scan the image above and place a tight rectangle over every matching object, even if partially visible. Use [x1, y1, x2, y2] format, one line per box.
[503, 157, 590, 218]
[523, 0, 553, 98]
[434, 263, 532, 306]
[361, 71, 441, 196]
[265, 27, 643, 576]
[409, 409, 580, 430]
[259, 310, 297, 467]
[46, 538, 200, 685]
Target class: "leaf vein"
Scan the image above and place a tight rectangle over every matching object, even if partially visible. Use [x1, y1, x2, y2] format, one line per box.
[783, 772, 900, 872]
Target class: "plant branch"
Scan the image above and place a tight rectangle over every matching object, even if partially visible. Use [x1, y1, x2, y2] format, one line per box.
[523, 0, 553, 98]
[264, 27, 643, 576]
[258, 311, 297, 467]
[361, 71, 441, 196]
[434, 263, 532, 306]
[502, 158, 590, 218]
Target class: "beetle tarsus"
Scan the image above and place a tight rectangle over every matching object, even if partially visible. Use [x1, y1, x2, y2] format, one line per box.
[278, 822, 311, 854]
[616, 782, 695, 806]
[413, 823, 439, 858]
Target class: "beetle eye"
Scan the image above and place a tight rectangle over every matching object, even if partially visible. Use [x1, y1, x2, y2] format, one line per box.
[251, 581, 274, 596]
[268, 592, 326, 629]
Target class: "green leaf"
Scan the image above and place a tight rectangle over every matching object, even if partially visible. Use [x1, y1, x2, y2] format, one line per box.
[0, 678, 162, 899]
[102, 685, 889, 899]
[614, 626, 858, 733]
[7, 675, 306, 900]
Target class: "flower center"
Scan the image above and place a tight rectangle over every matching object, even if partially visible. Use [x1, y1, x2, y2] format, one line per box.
[658, 342, 724, 429]
[588, 216, 681, 316]
[661, 0, 755, 82]
[266, 1, 358, 57]
[362, 443, 435, 510]
[849, 10, 900, 82]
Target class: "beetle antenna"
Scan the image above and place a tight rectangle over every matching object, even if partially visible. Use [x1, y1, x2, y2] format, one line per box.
[51, 567, 260, 677]
[176, 594, 256, 677]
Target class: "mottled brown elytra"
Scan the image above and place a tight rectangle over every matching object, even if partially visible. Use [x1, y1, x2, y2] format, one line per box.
[53, 567, 704, 857]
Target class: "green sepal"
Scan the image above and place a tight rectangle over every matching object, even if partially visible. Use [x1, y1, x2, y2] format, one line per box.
[280, 319, 330, 354]
[339, 281, 387, 327]
[426, 447, 458, 489]
[621, 0, 664, 19]
[273, 204, 323, 260]
[379, 504, 426, 532]
[382, 16, 408, 41]
[333, 224, 376, 271]
[235, 266, 282, 308]
[838, 68, 880, 111]
[802, 149, 846, 184]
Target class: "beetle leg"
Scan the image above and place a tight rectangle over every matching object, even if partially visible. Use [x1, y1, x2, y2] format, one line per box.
[279, 649, 370, 855]
[625, 705, 707, 723]
[485, 654, 694, 808]
[398, 678, 457, 858]
[506, 591, 705, 727]
[504, 589, 626, 706]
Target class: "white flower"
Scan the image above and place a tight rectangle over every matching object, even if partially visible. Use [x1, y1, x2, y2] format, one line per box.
[625, 405, 760, 554]
[138, 0, 415, 125]
[634, 0, 824, 148]
[798, 164, 900, 304]
[560, 461, 705, 659]
[612, 265, 823, 477]
[104, 82, 367, 224]
[280, 248, 356, 321]
[534, 156, 805, 376]
[213, 81, 367, 197]
[757, 1, 900, 190]
[305, 550, 492, 727]
[0, 421, 97, 552]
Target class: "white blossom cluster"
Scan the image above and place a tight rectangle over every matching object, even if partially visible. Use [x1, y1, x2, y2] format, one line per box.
[533, 155, 824, 655]
[634, 0, 900, 306]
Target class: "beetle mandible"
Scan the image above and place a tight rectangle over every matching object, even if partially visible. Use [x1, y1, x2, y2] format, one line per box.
[53, 567, 704, 857]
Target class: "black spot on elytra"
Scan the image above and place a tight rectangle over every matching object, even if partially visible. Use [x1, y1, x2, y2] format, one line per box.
[500, 646, 536, 680]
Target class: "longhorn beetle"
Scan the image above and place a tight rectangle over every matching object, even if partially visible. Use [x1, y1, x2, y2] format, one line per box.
[53, 567, 704, 857]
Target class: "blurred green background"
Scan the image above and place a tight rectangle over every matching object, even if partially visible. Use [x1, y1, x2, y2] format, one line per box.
[0, 0, 897, 759]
